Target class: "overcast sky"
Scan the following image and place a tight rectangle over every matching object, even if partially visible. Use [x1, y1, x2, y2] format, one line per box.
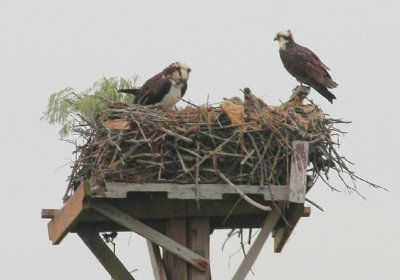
[1, 1, 399, 279]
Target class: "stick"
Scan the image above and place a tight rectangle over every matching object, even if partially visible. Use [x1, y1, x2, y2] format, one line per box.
[218, 172, 271, 211]
[159, 127, 193, 143]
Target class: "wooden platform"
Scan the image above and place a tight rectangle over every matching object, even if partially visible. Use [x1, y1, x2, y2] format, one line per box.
[42, 141, 311, 280]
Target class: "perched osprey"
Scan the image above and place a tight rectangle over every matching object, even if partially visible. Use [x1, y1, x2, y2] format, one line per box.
[274, 30, 338, 103]
[119, 62, 191, 107]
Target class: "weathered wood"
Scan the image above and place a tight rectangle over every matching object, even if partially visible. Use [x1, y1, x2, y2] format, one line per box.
[89, 200, 209, 271]
[289, 141, 309, 203]
[68, 213, 302, 233]
[78, 228, 135, 280]
[188, 219, 211, 280]
[164, 219, 188, 280]
[41, 209, 58, 219]
[47, 182, 90, 244]
[232, 207, 281, 280]
[104, 119, 131, 130]
[147, 240, 167, 280]
[99, 182, 289, 200]
[101, 195, 273, 220]
[274, 206, 311, 253]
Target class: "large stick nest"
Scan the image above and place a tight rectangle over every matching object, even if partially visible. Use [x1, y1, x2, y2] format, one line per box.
[65, 93, 368, 200]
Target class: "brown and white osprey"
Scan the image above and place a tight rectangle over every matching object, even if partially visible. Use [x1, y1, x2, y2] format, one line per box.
[274, 30, 338, 103]
[119, 62, 191, 107]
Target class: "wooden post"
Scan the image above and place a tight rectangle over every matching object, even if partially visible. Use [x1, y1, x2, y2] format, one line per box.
[78, 228, 135, 280]
[289, 141, 308, 203]
[274, 140, 309, 252]
[188, 218, 211, 280]
[163, 218, 188, 280]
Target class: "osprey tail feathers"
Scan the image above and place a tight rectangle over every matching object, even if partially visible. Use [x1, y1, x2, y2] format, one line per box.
[314, 86, 336, 104]
[325, 78, 338, 89]
[118, 88, 140, 95]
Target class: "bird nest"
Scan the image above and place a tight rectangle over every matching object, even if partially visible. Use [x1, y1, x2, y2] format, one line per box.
[62, 93, 379, 202]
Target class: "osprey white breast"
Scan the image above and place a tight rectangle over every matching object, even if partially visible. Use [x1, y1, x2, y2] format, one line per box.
[157, 81, 185, 107]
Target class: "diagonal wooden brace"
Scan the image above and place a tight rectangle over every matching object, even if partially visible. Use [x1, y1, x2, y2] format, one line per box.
[78, 228, 135, 280]
[147, 240, 167, 280]
[89, 199, 209, 271]
[232, 207, 282, 280]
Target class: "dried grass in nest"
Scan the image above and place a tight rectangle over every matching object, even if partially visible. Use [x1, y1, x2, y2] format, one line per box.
[63, 96, 381, 201]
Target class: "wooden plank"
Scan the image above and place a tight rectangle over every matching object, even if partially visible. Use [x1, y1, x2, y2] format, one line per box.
[70, 214, 279, 233]
[188, 219, 211, 280]
[232, 207, 281, 280]
[289, 141, 309, 203]
[111, 194, 271, 219]
[100, 182, 289, 201]
[147, 240, 167, 280]
[47, 182, 91, 245]
[41, 209, 58, 219]
[78, 228, 135, 280]
[89, 199, 209, 271]
[164, 219, 188, 280]
[274, 206, 311, 253]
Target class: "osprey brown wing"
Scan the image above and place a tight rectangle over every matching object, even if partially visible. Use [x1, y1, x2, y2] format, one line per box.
[138, 76, 173, 105]
[118, 62, 191, 107]
[279, 45, 337, 89]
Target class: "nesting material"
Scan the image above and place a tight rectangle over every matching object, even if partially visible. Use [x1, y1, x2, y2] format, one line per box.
[65, 95, 354, 199]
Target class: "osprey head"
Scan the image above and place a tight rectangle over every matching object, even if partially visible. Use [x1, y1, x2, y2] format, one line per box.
[164, 62, 191, 83]
[274, 30, 293, 49]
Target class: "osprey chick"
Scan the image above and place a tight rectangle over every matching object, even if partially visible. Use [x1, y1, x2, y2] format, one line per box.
[274, 30, 338, 103]
[119, 62, 191, 107]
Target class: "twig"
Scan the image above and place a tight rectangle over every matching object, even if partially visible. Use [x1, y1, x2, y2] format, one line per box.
[218, 172, 271, 211]
[159, 126, 193, 143]
[305, 198, 324, 212]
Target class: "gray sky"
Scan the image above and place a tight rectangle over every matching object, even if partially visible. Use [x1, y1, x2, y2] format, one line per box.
[1, 1, 399, 279]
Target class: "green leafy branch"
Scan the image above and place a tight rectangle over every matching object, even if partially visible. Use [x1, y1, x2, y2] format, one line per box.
[41, 76, 138, 138]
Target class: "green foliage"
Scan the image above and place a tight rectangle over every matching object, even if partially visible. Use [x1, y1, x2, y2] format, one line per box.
[42, 76, 138, 138]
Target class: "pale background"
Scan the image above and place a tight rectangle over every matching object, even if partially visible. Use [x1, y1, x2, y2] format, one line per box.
[1, 1, 399, 279]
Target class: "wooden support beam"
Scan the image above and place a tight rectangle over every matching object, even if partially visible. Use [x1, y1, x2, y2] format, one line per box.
[89, 199, 209, 272]
[100, 182, 288, 200]
[47, 182, 91, 244]
[147, 240, 167, 280]
[77, 228, 135, 280]
[164, 219, 188, 280]
[188, 218, 211, 280]
[274, 206, 311, 253]
[232, 207, 281, 280]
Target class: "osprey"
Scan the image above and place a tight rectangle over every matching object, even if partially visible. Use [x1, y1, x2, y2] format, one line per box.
[242, 87, 267, 113]
[274, 30, 338, 103]
[119, 62, 191, 107]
